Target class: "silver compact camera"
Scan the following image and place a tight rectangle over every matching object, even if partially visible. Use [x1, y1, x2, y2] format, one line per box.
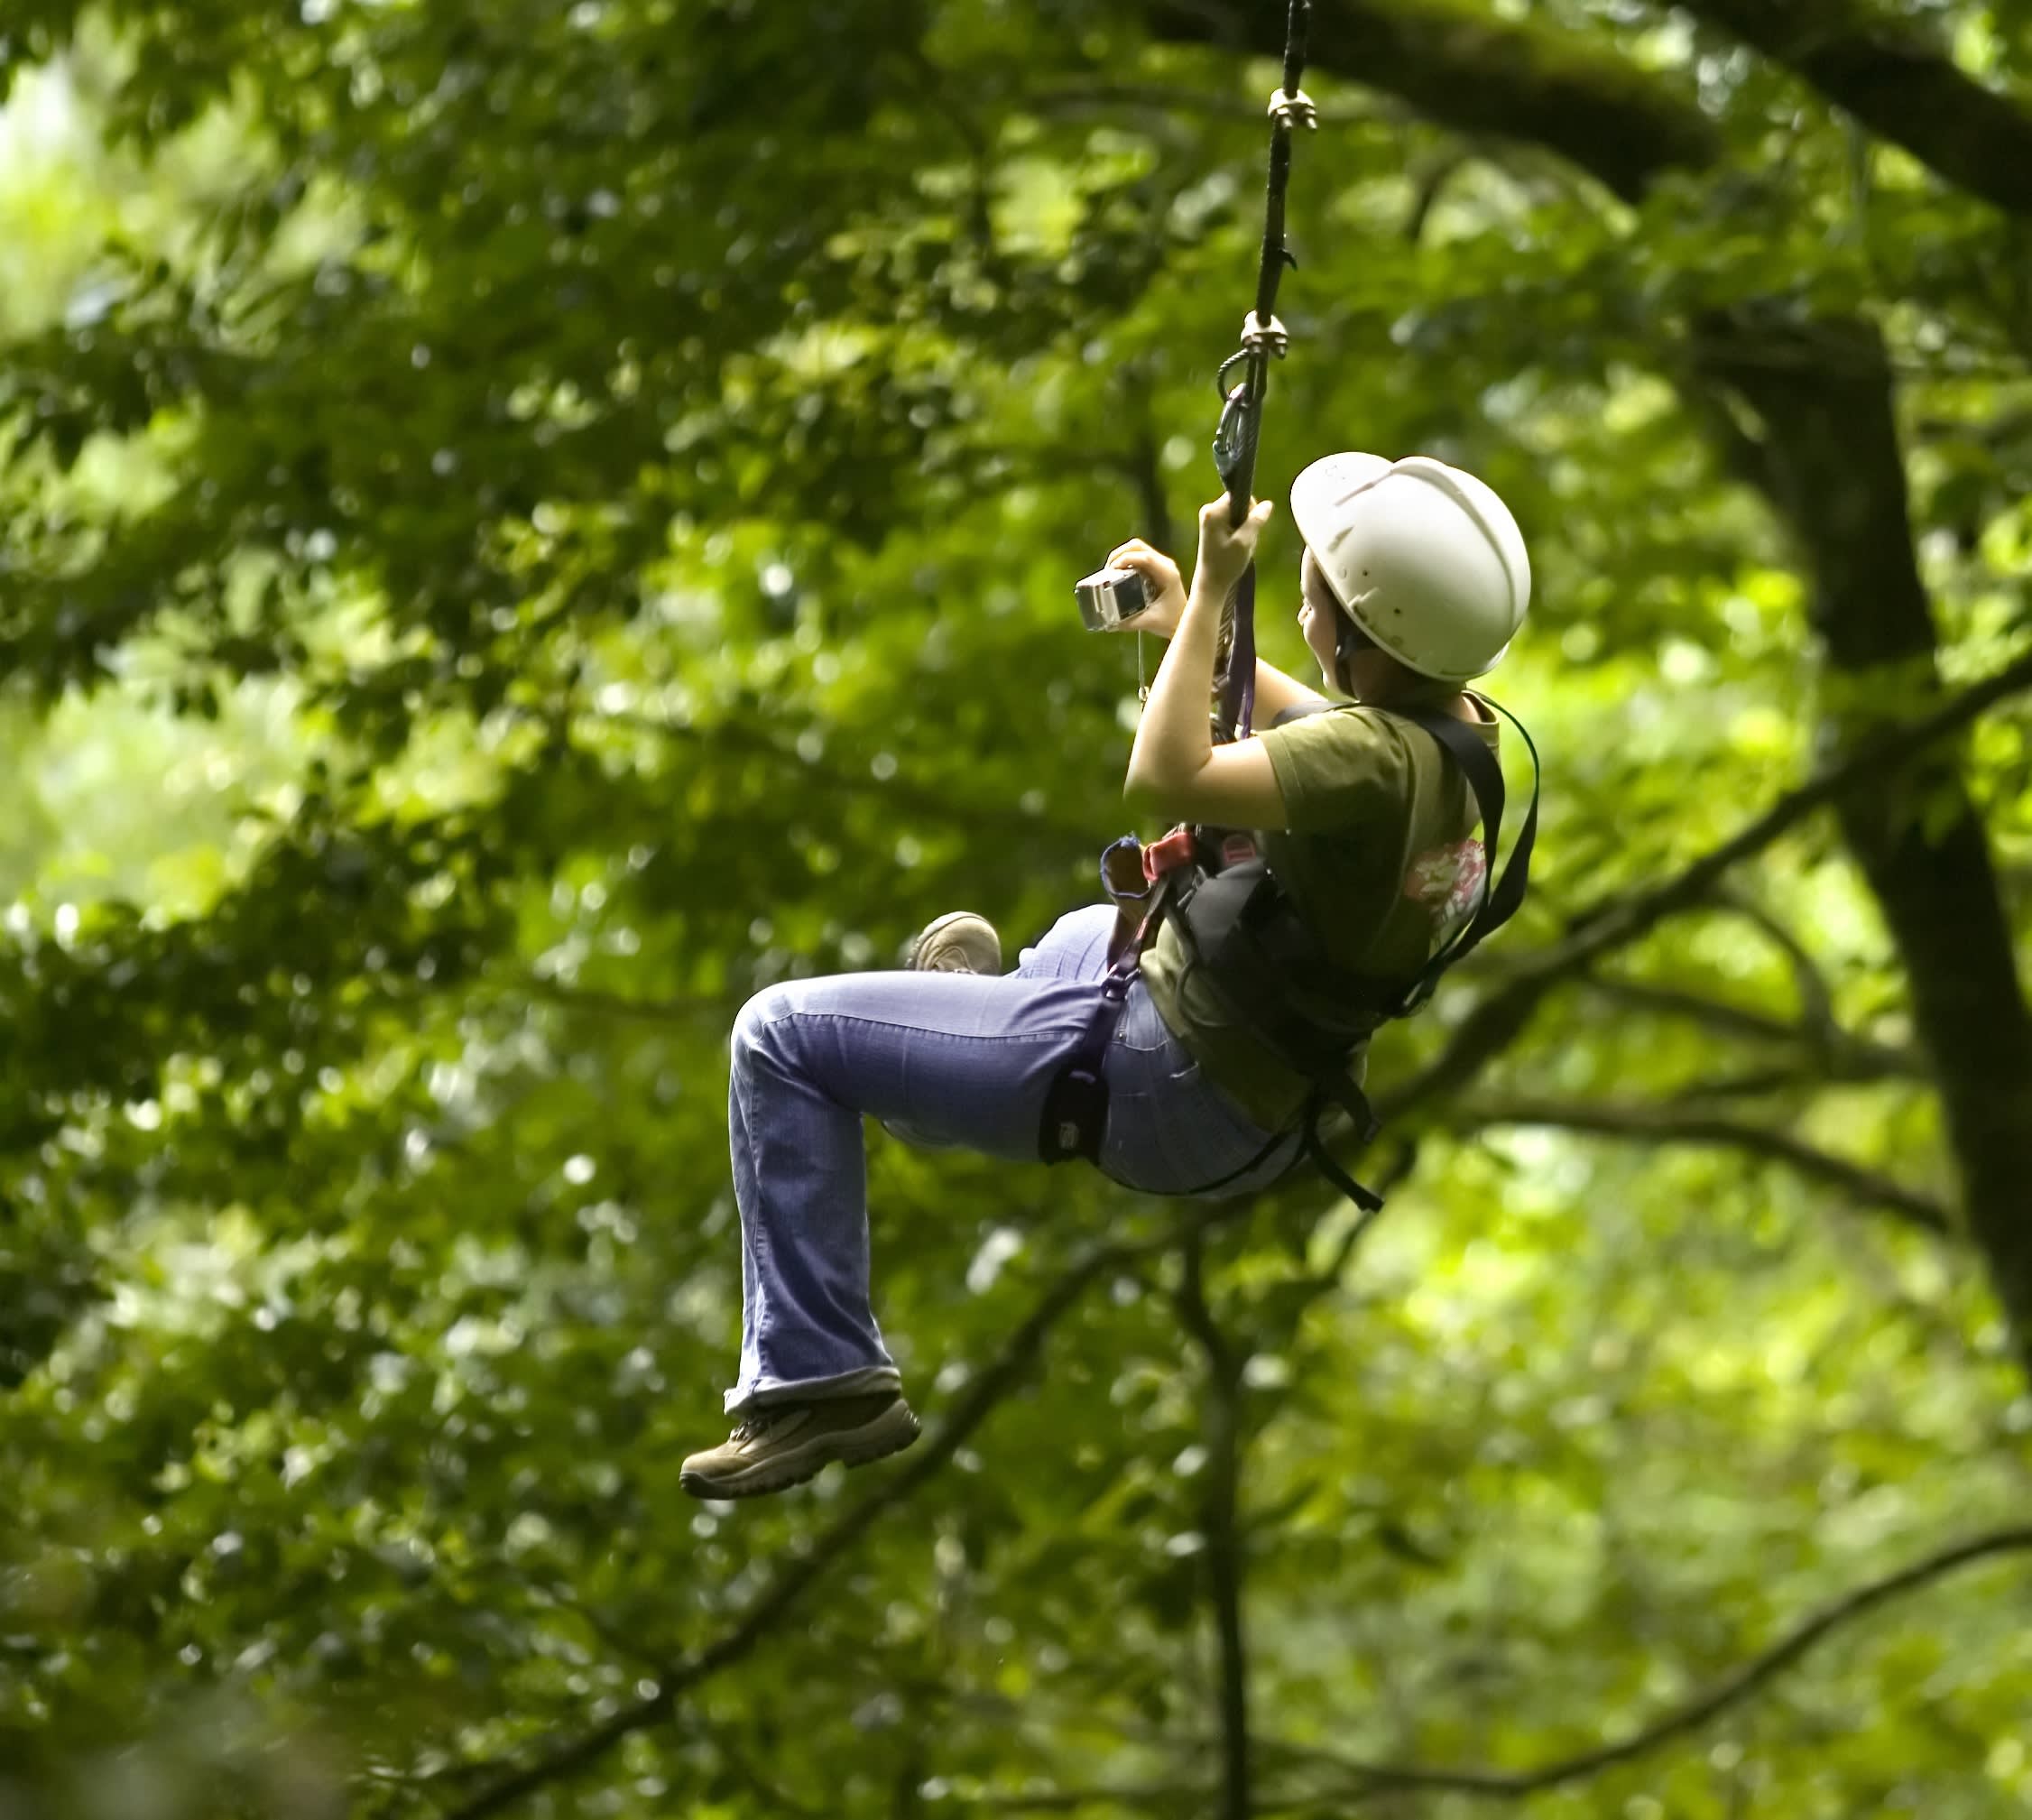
[1075, 566, 1150, 632]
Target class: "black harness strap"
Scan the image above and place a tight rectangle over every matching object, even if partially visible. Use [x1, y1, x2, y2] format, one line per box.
[1158, 856, 1390, 1211]
[1381, 699, 1539, 1015]
[1039, 699, 1540, 1213]
[1038, 872, 1180, 1166]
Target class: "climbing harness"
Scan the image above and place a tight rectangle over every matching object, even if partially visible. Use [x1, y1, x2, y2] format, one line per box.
[1039, 0, 1543, 1210]
[1042, 698, 1539, 1210]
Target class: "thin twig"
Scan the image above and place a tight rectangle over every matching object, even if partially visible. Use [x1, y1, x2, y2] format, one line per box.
[1712, 886, 1839, 1034]
[1452, 1093, 1952, 1233]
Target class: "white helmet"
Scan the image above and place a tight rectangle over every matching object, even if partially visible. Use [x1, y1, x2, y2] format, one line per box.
[1288, 452, 1530, 682]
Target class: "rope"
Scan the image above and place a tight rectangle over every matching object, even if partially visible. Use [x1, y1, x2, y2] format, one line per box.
[1210, 0, 1315, 744]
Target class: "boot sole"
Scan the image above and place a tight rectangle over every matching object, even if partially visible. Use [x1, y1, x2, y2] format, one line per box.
[679, 1400, 923, 1501]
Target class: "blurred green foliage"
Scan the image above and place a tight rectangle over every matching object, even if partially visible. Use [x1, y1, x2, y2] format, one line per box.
[0, 3, 2029, 1816]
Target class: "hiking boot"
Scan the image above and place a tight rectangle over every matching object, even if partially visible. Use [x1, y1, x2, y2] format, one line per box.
[679, 1392, 921, 1500]
[905, 911, 1002, 975]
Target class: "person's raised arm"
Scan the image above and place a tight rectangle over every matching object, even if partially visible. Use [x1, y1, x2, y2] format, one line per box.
[1115, 497, 1292, 830]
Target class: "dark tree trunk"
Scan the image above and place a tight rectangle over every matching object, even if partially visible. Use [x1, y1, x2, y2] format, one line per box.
[1695, 313, 2032, 1375]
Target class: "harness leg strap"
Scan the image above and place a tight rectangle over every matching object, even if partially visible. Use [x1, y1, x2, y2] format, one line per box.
[1040, 873, 1183, 1166]
[1039, 970, 1131, 1164]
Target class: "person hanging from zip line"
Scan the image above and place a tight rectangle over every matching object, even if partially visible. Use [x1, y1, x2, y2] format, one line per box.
[680, 452, 1536, 1500]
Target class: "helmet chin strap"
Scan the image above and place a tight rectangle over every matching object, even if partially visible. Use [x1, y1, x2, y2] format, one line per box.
[1333, 607, 1372, 697]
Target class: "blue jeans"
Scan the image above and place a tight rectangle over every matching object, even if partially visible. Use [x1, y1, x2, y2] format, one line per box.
[725, 904, 1302, 1412]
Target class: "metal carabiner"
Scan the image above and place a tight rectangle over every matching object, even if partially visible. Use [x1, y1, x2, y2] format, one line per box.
[1211, 378, 1256, 485]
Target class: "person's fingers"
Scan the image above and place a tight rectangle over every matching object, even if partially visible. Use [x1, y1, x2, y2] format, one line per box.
[1198, 494, 1270, 536]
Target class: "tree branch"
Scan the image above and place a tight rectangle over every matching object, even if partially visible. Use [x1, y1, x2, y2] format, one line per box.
[1667, 1063, 1839, 1106]
[1402, 145, 1474, 244]
[1576, 975, 1806, 1050]
[1575, 975, 1923, 1084]
[1451, 1093, 1953, 1234]
[1145, 0, 1720, 200]
[1372, 643, 2032, 1130]
[967, 1527, 2032, 1812]
[1676, 0, 2032, 220]
[438, 1231, 1162, 1819]
[1695, 312, 2032, 1382]
[1269, 1524, 2032, 1802]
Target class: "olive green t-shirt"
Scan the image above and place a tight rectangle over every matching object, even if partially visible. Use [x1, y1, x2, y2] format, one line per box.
[1139, 701, 1500, 1130]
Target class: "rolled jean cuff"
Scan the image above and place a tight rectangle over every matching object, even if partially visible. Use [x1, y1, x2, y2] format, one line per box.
[726, 1363, 904, 1416]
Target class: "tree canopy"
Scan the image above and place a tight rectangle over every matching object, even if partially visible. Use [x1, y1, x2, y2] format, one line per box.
[2, 2, 2031, 1816]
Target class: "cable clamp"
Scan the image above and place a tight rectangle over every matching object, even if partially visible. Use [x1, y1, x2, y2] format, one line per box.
[1267, 87, 1317, 130]
[1241, 311, 1288, 358]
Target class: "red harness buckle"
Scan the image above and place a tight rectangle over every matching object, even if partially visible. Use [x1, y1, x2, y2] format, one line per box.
[1141, 827, 1199, 884]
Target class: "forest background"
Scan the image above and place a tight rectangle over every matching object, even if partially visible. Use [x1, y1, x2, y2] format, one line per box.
[2, 1, 2031, 1816]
